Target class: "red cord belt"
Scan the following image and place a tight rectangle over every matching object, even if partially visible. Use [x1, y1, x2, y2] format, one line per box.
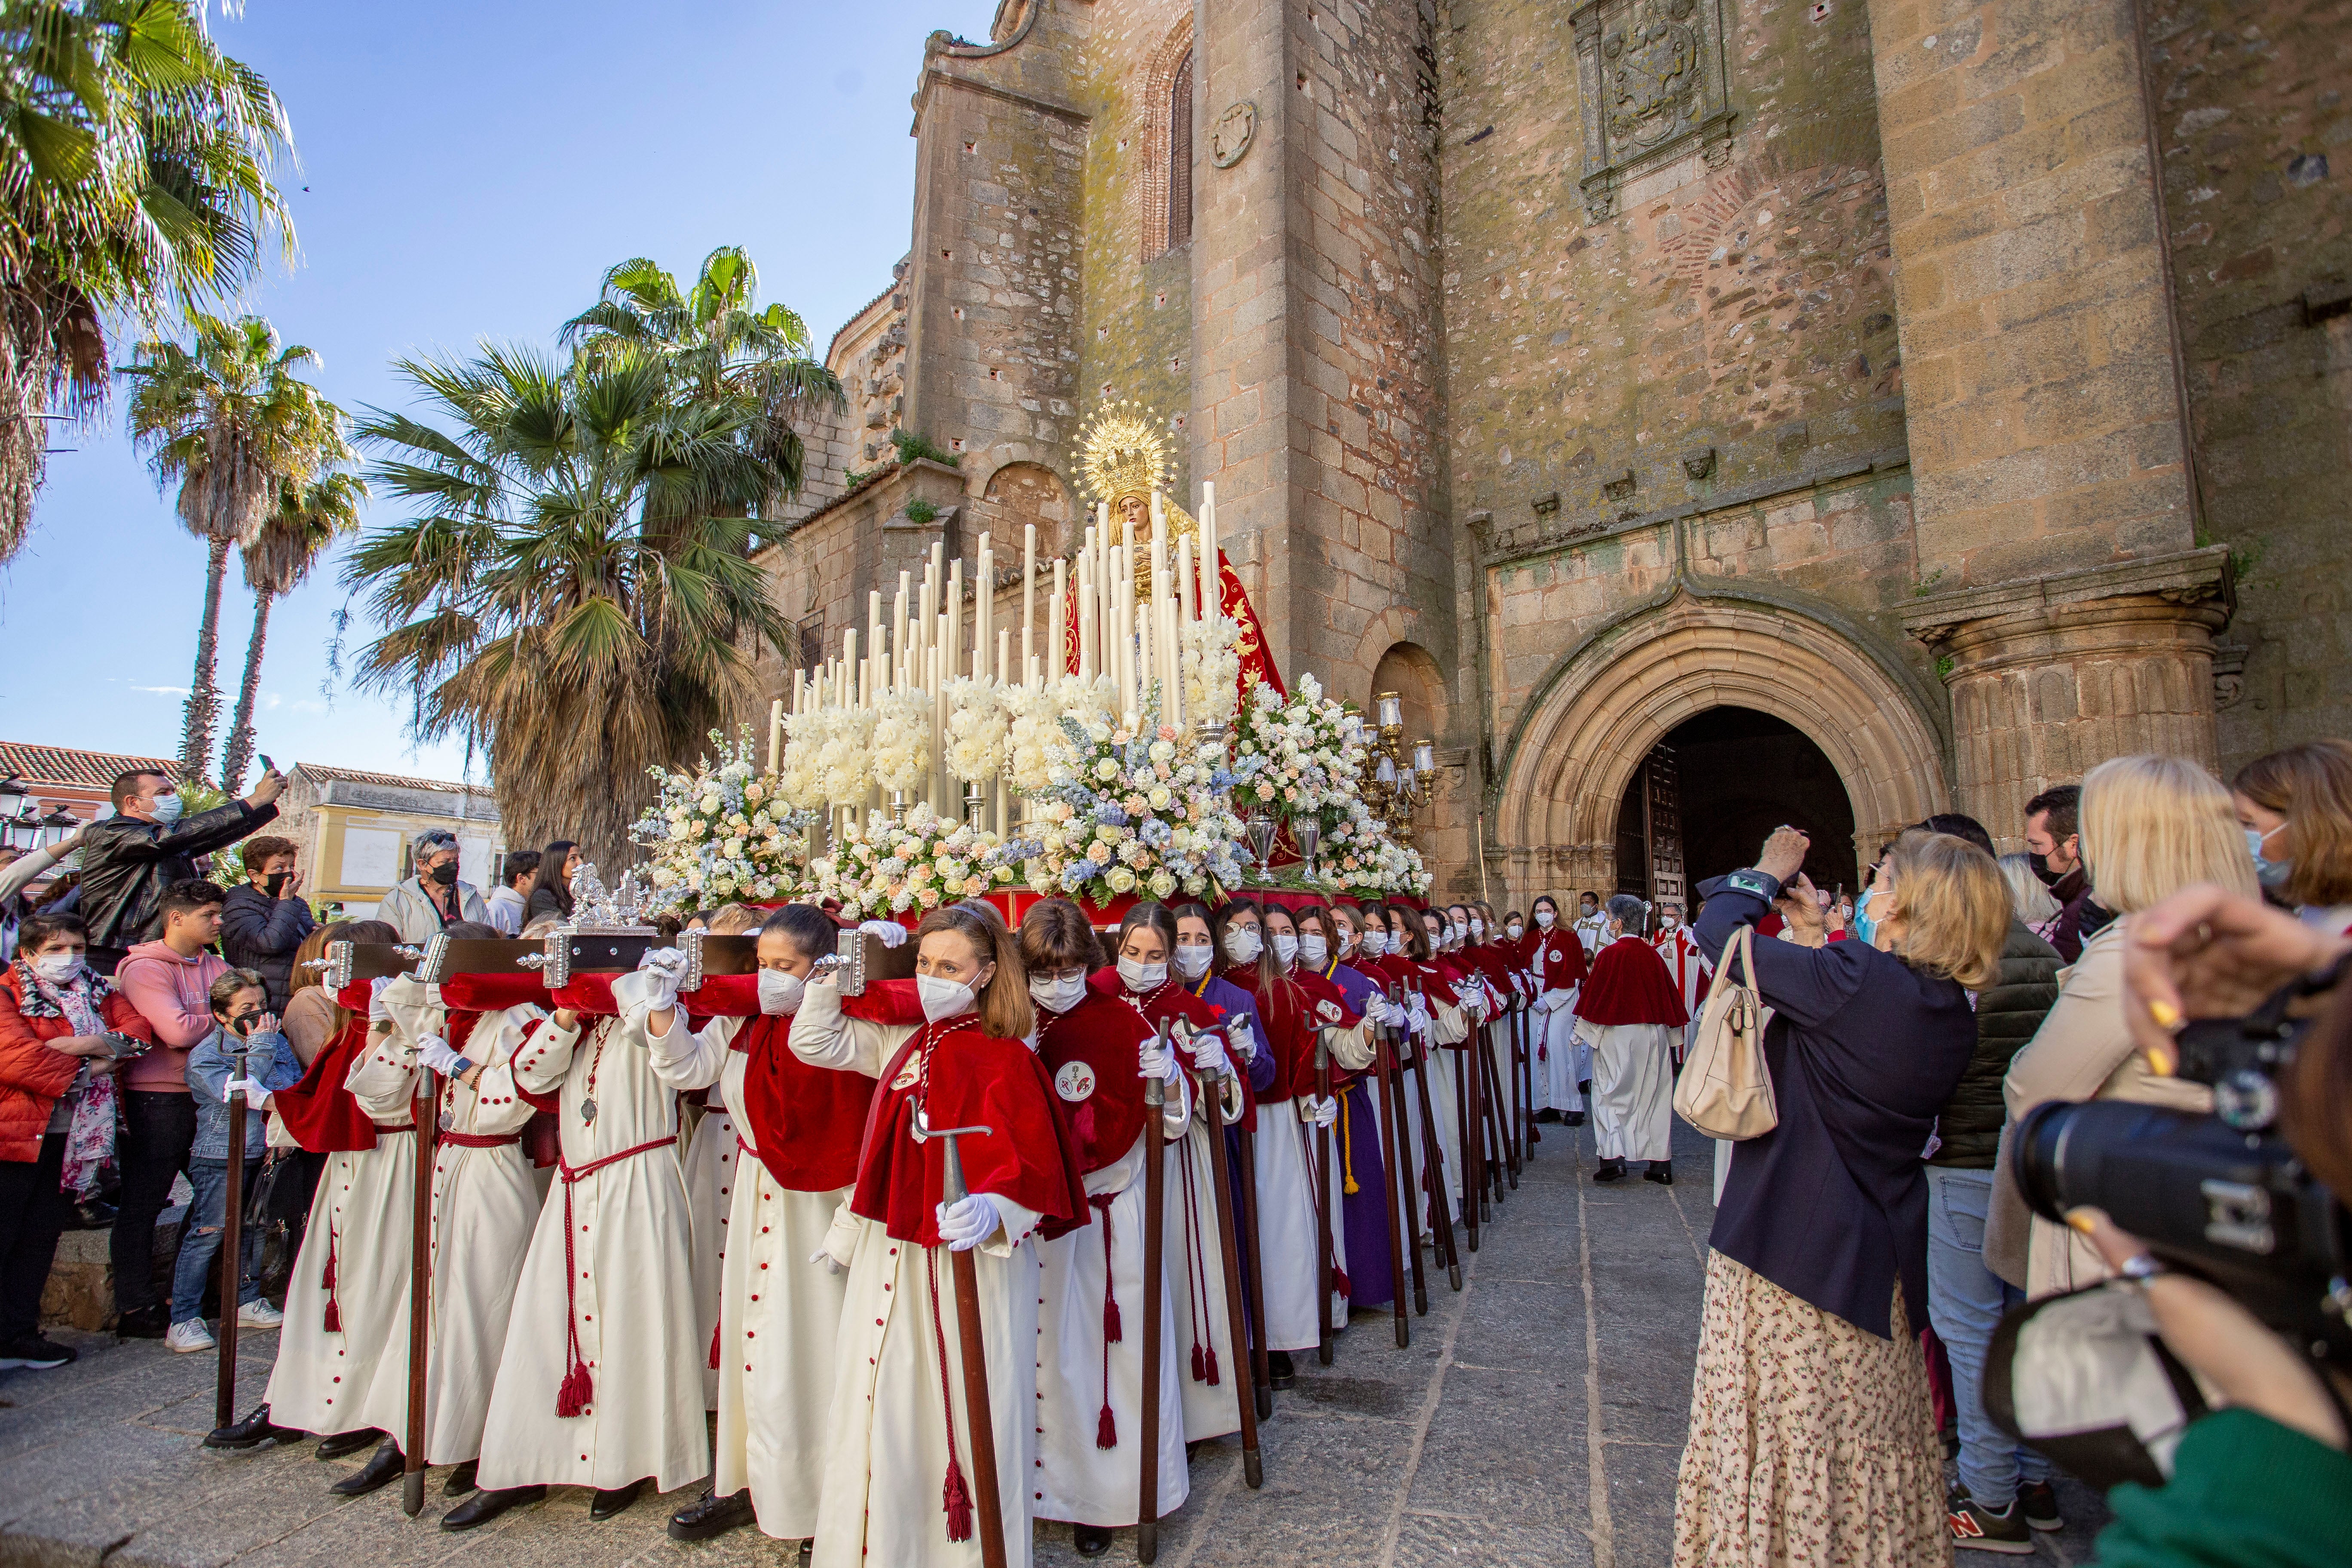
[553, 1134, 677, 1417]
[438, 1130, 518, 1149]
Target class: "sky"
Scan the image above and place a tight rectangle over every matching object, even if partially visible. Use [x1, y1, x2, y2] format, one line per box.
[2, 0, 1001, 786]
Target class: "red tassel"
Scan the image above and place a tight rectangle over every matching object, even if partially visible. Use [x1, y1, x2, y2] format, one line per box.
[320, 1234, 340, 1332]
[1190, 1343, 1206, 1383]
[1333, 1267, 1352, 1298]
[322, 1297, 340, 1333]
[1204, 1345, 1220, 1387]
[1102, 1292, 1122, 1344]
[942, 1455, 974, 1542]
[708, 1317, 722, 1371]
[1096, 1403, 1118, 1449]
[555, 1361, 593, 1419]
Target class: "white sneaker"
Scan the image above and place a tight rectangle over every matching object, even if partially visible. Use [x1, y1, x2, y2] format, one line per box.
[164, 1319, 216, 1354]
[236, 1300, 285, 1328]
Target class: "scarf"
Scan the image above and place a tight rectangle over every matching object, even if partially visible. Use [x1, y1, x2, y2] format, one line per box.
[19, 959, 118, 1197]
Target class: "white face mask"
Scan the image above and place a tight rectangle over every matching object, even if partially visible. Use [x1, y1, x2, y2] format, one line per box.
[1469, 919, 1483, 938]
[1029, 973, 1088, 1014]
[1297, 932, 1328, 966]
[1360, 930, 1388, 957]
[1223, 928, 1262, 965]
[1117, 956, 1168, 993]
[757, 968, 806, 1016]
[1270, 931, 1298, 966]
[1505, 922, 1523, 940]
[917, 974, 979, 1023]
[1659, 914, 1679, 931]
[31, 952, 82, 984]
[1175, 943, 1213, 980]
[1449, 922, 1467, 943]
[148, 792, 185, 824]
[1534, 910, 1555, 929]
[1335, 928, 1357, 955]
[1581, 904, 1599, 921]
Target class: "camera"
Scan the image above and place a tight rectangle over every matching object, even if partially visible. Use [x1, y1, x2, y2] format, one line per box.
[2011, 971, 2352, 1364]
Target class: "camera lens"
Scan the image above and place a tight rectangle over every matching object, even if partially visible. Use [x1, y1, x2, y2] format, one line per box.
[2213, 1068, 2279, 1132]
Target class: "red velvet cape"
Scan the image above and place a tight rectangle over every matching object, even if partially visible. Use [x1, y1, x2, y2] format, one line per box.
[734, 979, 923, 1194]
[1575, 936, 1690, 1027]
[269, 983, 382, 1153]
[1035, 990, 1155, 1176]
[1531, 931, 1589, 992]
[849, 1015, 1089, 1246]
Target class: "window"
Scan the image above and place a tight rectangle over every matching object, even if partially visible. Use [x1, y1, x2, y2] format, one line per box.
[1168, 51, 1193, 251]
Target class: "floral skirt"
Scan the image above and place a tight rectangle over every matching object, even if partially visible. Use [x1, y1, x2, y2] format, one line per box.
[1672, 1250, 1951, 1568]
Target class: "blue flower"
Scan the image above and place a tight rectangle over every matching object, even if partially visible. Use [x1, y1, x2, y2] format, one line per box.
[1094, 801, 1128, 827]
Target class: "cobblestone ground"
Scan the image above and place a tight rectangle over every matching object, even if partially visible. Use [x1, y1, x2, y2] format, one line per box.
[0, 1117, 2109, 1567]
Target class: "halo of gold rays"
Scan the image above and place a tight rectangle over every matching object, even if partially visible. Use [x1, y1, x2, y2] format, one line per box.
[1075, 399, 1174, 510]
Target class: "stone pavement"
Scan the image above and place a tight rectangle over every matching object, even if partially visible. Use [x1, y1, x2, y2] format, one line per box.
[0, 1116, 2109, 1568]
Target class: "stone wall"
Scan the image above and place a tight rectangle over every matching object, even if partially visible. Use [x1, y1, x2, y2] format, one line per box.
[2144, 0, 2352, 769]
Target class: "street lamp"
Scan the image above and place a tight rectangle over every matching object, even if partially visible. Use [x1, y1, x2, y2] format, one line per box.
[40, 808, 77, 847]
[0, 775, 26, 824]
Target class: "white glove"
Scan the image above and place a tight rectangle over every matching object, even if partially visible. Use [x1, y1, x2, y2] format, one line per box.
[1406, 994, 1430, 1033]
[858, 919, 909, 949]
[936, 1193, 1000, 1252]
[222, 1075, 266, 1103]
[1530, 990, 1554, 1016]
[367, 975, 394, 1023]
[1137, 1038, 1181, 1084]
[1227, 1018, 1259, 1064]
[1298, 1094, 1337, 1129]
[1189, 1028, 1228, 1074]
[808, 1246, 847, 1277]
[637, 946, 688, 1011]
[417, 1034, 465, 1076]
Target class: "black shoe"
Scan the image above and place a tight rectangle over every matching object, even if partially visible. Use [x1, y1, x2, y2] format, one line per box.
[330, 1440, 405, 1497]
[314, 1427, 386, 1461]
[206, 1402, 298, 1451]
[1592, 1159, 1627, 1182]
[1644, 1161, 1673, 1186]
[444, 1459, 478, 1497]
[1073, 1524, 1114, 1557]
[1578, 1080, 1591, 1096]
[0, 1332, 77, 1370]
[1267, 1350, 1296, 1390]
[1565, 1110, 1586, 1127]
[668, 1488, 755, 1542]
[1534, 1109, 1561, 1124]
[441, 1485, 545, 1531]
[115, 1303, 168, 1340]
[590, 1478, 646, 1520]
[66, 1198, 116, 1231]
[2018, 1479, 2063, 1531]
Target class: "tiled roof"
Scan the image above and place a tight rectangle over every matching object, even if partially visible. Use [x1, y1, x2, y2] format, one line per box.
[0, 741, 174, 792]
[293, 762, 483, 795]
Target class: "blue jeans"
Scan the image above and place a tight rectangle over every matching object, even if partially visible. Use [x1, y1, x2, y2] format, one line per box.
[1926, 1164, 2050, 1504]
[169, 1158, 265, 1326]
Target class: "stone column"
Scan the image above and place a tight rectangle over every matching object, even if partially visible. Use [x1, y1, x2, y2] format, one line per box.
[1863, 0, 2200, 583]
[1904, 548, 2234, 836]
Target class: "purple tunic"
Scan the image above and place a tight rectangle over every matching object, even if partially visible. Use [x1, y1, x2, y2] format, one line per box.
[1319, 961, 1396, 1310]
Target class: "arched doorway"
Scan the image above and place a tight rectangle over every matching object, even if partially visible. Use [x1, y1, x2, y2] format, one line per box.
[1493, 591, 1950, 902]
[1612, 707, 1861, 905]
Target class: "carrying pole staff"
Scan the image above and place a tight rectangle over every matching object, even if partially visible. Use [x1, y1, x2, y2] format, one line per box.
[935, 1122, 1009, 1568]
[1232, 1097, 1273, 1421]
[212, 1035, 250, 1432]
[1369, 1002, 1411, 1347]
[1312, 1029, 1334, 1366]
[1384, 984, 1427, 1317]
[1138, 1023, 1170, 1564]
[1453, 1018, 1479, 1252]
[1190, 1046, 1263, 1485]
[402, 1060, 437, 1517]
[1406, 979, 1462, 1291]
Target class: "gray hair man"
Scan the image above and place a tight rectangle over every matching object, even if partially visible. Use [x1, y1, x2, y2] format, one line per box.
[375, 828, 491, 943]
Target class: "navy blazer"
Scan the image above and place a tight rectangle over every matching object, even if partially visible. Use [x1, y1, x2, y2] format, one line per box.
[1693, 874, 1975, 1338]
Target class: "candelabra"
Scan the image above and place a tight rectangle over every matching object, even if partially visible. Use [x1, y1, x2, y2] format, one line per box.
[1360, 691, 1435, 848]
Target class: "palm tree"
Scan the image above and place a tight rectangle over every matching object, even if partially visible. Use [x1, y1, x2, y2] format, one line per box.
[218, 466, 364, 790]
[344, 341, 792, 865]
[1, 1, 296, 561]
[119, 310, 350, 786]
[560, 245, 844, 535]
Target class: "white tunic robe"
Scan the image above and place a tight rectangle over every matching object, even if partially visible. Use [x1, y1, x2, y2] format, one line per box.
[1577, 1020, 1678, 1163]
[645, 1009, 854, 1541]
[1164, 1097, 1242, 1442]
[262, 1013, 416, 1438]
[680, 1100, 739, 1409]
[1651, 926, 1712, 1062]
[1252, 1010, 1371, 1348]
[790, 988, 1049, 1568]
[346, 988, 544, 1463]
[1397, 1001, 1468, 1240]
[474, 974, 709, 1494]
[1035, 1122, 1189, 1528]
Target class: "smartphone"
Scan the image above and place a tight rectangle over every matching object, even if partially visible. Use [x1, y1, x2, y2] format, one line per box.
[101, 1031, 151, 1060]
[258, 753, 277, 773]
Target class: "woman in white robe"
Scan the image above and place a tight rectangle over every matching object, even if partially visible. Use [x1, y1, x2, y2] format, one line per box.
[455, 957, 710, 1526]
[1529, 896, 1589, 1120]
[339, 968, 544, 1491]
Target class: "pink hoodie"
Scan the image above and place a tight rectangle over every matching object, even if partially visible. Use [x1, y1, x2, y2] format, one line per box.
[112, 940, 228, 1094]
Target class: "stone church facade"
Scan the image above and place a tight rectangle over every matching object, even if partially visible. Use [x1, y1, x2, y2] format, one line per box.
[750, 0, 2351, 906]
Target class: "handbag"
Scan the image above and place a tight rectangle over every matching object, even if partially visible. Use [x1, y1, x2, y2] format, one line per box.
[1672, 924, 1779, 1139]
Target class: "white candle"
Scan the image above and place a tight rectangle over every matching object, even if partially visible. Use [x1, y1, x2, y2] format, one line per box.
[1021, 524, 1036, 677]
[1200, 482, 1218, 631]
[1049, 558, 1066, 685]
[1177, 535, 1195, 626]
[1137, 612, 1152, 720]
[975, 542, 992, 682]
[1077, 554, 1094, 680]
[997, 627, 1010, 687]
[845, 628, 861, 708]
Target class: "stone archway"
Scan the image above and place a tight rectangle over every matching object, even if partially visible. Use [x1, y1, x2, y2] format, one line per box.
[1493, 594, 1951, 899]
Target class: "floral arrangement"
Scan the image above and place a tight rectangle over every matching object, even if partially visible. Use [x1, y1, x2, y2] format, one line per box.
[1228, 672, 1370, 835]
[1182, 617, 1242, 727]
[777, 702, 876, 810]
[869, 687, 933, 795]
[1002, 674, 1116, 795]
[942, 677, 1012, 784]
[632, 729, 816, 907]
[998, 696, 1253, 904]
[807, 801, 1021, 918]
[1323, 808, 1435, 899]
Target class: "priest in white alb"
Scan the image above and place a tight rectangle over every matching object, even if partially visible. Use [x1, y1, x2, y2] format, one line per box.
[1647, 896, 1711, 1068]
[1574, 894, 1689, 1186]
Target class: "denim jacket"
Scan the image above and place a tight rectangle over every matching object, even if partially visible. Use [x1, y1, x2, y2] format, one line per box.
[185, 1024, 302, 1161]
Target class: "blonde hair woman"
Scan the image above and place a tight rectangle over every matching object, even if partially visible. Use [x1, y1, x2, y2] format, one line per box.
[2003, 755, 2257, 1299]
[1673, 826, 2007, 1568]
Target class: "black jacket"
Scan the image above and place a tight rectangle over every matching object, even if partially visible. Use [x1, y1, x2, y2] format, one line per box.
[1928, 920, 2061, 1169]
[78, 800, 279, 952]
[523, 883, 573, 925]
[220, 882, 316, 1011]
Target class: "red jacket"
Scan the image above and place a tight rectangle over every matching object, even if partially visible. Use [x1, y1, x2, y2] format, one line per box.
[0, 962, 155, 1162]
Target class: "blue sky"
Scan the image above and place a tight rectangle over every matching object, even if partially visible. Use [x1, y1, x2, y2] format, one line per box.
[3, 0, 999, 784]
